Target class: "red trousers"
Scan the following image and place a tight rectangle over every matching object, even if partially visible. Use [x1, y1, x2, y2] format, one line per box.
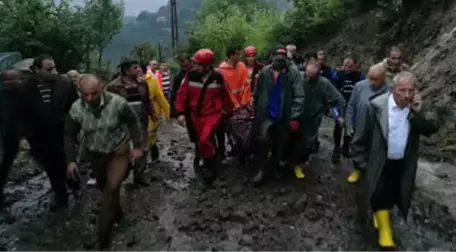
[191, 113, 221, 158]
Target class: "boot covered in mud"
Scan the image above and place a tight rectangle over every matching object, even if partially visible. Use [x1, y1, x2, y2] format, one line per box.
[193, 148, 202, 177]
[201, 155, 218, 184]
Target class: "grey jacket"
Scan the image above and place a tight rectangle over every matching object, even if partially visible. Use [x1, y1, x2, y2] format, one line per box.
[345, 79, 390, 130]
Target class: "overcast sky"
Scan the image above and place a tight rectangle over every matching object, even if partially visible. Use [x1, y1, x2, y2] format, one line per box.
[121, 0, 168, 16]
[58, 0, 168, 16]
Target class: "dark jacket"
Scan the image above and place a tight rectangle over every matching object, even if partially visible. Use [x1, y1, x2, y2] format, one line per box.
[18, 75, 78, 144]
[334, 70, 365, 102]
[253, 62, 305, 137]
[248, 61, 264, 94]
[320, 64, 337, 83]
[107, 76, 155, 129]
[352, 92, 439, 218]
[0, 85, 21, 140]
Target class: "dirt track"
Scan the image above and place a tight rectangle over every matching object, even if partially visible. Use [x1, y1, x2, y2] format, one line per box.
[1, 119, 455, 251]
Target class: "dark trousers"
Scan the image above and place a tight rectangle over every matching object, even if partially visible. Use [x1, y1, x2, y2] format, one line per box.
[150, 143, 159, 161]
[29, 140, 68, 204]
[371, 159, 405, 211]
[0, 135, 19, 202]
[333, 123, 352, 150]
[216, 117, 226, 157]
[258, 123, 284, 166]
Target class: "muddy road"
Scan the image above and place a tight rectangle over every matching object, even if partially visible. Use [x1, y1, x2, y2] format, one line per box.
[1, 119, 456, 251]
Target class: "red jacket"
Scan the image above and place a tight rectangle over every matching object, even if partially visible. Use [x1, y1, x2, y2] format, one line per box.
[175, 69, 232, 117]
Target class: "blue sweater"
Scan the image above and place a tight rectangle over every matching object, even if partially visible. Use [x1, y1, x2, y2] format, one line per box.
[268, 74, 283, 120]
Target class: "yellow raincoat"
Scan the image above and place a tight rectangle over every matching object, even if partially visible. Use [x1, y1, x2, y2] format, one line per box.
[142, 73, 170, 147]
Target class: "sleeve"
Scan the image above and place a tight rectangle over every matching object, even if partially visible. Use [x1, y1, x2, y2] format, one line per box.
[175, 73, 189, 115]
[221, 78, 234, 114]
[252, 69, 264, 108]
[66, 83, 79, 111]
[409, 108, 440, 137]
[170, 72, 183, 117]
[290, 70, 305, 120]
[330, 68, 338, 84]
[351, 105, 374, 171]
[143, 82, 156, 118]
[345, 85, 358, 130]
[118, 101, 142, 149]
[240, 68, 252, 105]
[155, 81, 171, 119]
[322, 79, 346, 118]
[63, 111, 82, 164]
[333, 71, 340, 89]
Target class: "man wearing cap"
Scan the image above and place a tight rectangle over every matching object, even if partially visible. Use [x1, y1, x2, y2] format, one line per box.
[251, 45, 305, 185]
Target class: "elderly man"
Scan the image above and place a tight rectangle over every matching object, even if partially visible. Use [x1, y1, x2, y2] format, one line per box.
[351, 72, 439, 249]
[65, 74, 143, 249]
[67, 70, 80, 86]
[381, 46, 409, 84]
[345, 63, 390, 183]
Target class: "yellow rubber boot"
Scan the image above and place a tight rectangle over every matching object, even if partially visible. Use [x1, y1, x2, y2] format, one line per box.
[294, 164, 305, 179]
[373, 214, 378, 229]
[374, 210, 395, 248]
[347, 169, 361, 184]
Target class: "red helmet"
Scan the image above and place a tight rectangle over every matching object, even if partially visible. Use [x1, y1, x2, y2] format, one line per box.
[193, 49, 214, 65]
[244, 46, 257, 56]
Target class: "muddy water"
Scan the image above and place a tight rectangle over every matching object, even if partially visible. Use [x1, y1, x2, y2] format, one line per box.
[0, 120, 455, 250]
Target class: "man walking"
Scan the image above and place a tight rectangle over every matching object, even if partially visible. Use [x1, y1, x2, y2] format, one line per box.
[351, 71, 439, 249]
[18, 54, 78, 211]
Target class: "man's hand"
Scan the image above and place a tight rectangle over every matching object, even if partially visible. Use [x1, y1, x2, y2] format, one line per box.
[177, 115, 186, 127]
[336, 117, 344, 126]
[411, 94, 422, 112]
[346, 127, 354, 137]
[19, 138, 30, 151]
[67, 162, 78, 181]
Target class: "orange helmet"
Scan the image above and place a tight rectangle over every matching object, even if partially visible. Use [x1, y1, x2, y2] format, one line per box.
[244, 46, 257, 56]
[193, 49, 214, 65]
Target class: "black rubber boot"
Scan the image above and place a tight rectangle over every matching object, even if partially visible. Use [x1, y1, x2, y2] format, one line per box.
[202, 156, 217, 185]
[332, 147, 341, 164]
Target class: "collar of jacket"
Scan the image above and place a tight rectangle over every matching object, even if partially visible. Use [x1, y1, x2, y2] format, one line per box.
[83, 91, 109, 110]
[370, 91, 415, 140]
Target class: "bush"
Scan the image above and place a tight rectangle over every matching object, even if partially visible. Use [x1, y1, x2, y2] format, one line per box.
[186, 2, 283, 62]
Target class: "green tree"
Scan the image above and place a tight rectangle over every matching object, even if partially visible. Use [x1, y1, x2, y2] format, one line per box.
[84, 0, 124, 68]
[130, 41, 156, 63]
[186, 0, 283, 62]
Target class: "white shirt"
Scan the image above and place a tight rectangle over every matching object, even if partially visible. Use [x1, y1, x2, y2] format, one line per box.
[387, 94, 411, 160]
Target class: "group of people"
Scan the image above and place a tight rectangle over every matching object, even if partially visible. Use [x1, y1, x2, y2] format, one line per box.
[0, 43, 439, 250]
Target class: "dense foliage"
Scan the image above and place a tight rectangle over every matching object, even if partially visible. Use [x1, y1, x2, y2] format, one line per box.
[0, 0, 123, 71]
[182, 0, 345, 62]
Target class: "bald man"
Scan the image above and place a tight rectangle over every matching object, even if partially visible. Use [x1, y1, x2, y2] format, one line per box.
[64, 74, 143, 249]
[291, 61, 345, 179]
[345, 63, 390, 183]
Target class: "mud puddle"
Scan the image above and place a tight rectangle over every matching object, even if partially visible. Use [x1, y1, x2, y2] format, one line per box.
[0, 120, 455, 250]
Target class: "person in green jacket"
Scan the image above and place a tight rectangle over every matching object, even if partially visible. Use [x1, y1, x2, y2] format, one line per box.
[251, 45, 305, 185]
[64, 74, 143, 249]
[292, 61, 346, 179]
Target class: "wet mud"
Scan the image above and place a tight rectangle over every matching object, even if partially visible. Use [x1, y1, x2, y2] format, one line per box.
[1, 119, 456, 251]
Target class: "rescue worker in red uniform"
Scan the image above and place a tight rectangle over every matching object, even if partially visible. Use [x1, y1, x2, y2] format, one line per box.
[243, 46, 264, 94]
[175, 49, 232, 184]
